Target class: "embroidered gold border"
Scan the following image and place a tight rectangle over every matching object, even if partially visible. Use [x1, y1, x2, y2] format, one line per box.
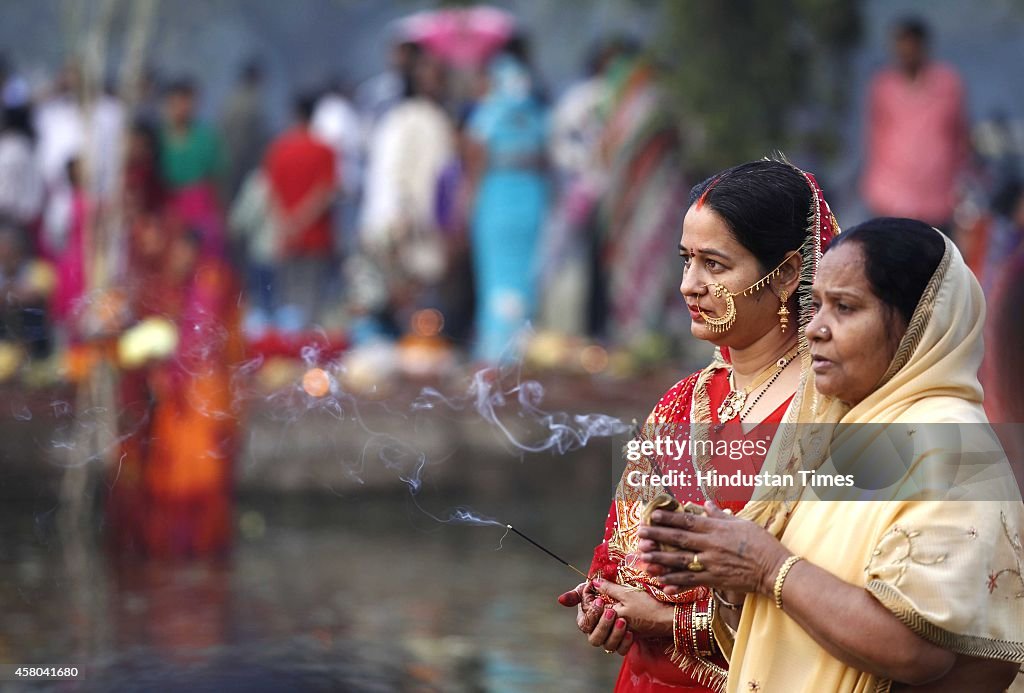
[690, 353, 726, 502]
[866, 579, 1024, 663]
[664, 642, 728, 693]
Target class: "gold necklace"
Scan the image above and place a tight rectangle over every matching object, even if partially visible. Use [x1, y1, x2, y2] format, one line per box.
[717, 346, 799, 423]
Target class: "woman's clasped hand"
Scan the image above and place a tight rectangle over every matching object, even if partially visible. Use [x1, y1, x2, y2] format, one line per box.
[558, 576, 680, 655]
[637, 500, 790, 599]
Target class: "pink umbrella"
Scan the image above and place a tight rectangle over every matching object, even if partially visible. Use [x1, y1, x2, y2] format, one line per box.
[398, 5, 517, 68]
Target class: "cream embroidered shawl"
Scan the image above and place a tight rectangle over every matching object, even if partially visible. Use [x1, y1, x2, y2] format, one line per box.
[724, 235, 1024, 692]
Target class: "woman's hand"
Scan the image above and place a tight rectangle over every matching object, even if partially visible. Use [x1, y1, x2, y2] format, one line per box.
[557, 581, 603, 633]
[638, 501, 790, 598]
[642, 503, 960, 684]
[587, 604, 635, 656]
[558, 581, 635, 655]
[591, 578, 674, 639]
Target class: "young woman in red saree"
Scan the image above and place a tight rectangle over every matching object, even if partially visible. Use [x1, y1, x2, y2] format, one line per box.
[559, 158, 839, 692]
[108, 213, 243, 558]
[142, 225, 244, 557]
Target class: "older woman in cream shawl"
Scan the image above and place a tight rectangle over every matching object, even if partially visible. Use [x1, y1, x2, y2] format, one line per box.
[634, 219, 1024, 692]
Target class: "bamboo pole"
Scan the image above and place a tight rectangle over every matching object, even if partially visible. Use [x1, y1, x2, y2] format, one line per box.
[55, 0, 157, 664]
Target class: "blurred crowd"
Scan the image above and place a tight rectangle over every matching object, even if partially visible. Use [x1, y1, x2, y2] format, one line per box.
[0, 15, 695, 387]
[1, 11, 1023, 387]
[860, 18, 1024, 293]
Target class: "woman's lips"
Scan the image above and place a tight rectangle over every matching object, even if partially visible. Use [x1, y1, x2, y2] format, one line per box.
[811, 355, 834, 373]
[687, 305, 707, 320]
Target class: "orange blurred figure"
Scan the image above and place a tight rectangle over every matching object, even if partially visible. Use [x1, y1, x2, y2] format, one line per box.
[109, 224, 244, 559]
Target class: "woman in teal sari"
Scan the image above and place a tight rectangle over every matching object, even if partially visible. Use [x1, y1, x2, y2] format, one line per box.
[467, 53, 550, 362]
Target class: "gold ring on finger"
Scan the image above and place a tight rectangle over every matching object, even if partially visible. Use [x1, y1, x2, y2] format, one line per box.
[687, 554, 705, 572]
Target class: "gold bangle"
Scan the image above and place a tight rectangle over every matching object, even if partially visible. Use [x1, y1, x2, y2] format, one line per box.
[773, 555, 803, 609]
[690, 598, 716, 658]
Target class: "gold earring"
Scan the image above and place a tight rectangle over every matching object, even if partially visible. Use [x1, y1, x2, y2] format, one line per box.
[777, 288, 790, 333]
[697, 283, 737, 332]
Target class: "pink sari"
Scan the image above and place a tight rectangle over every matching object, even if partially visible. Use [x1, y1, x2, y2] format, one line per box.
[51, 191, 89, 326]
[167, 183, 226, 258]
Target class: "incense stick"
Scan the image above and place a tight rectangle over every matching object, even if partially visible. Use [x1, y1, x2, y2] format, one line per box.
[507, 524, 588, 579]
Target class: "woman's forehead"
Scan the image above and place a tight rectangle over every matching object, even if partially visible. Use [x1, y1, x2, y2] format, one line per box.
[814, 244, 868, 289]
[679, 205, 739, 251]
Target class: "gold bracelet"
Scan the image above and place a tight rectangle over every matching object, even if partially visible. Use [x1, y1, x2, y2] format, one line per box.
[773, 555, 803, 609]
[690, 598, 716, 658]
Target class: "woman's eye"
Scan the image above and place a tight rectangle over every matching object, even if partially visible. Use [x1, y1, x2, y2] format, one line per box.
[680, 255, 691, 266]
[837, 303, 852, 314]
[705, 259, 721, 271]
[811, 300, 821, 311]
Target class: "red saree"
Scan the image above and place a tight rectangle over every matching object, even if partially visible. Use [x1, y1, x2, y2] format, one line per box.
[590, 365, 792, 693]
[108, 236, 243, 558]
[143, 258, 243, 557]
[585, 164, 838, 692]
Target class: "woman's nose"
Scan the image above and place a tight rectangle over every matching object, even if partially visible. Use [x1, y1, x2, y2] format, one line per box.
[679, 266, 705, 298]
[806, 311, 828, 342]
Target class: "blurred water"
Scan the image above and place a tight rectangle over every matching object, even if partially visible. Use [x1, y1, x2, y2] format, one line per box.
[0, 352, 689, 692]
[0, 430, 631, 692]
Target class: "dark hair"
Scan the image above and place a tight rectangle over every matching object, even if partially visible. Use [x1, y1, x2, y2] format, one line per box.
[991, 178, 1023, 218]
[894, 16, 930, 44]
[688, 159, 813, 273]
[169, 225, 205, 253]
[131, 118, 161, 163]
[500, 34, 549, 104]
[396, 40, 422, 58]
[827, 218, 945, 327]
[323, 72, 352, 97]
[0, 214, 29, 258]
[2, 105, 35, 141]
[585, 35, 641, 76]
[992, 251, 1024, 423]
[65, 157, 82, 188]
[182, 227, 205, 249]
[293, 93, 317, 122]
[0, 213, 27, 238]
[240, 57, 264, 85]
[163, 77, 196, 98]
[394, 40, 422, 92]
[504, 33, 533, 65]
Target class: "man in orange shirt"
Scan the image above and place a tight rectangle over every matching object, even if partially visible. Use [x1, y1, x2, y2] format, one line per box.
[861, 17, 970, 230]
[264, 94, 338, 329]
